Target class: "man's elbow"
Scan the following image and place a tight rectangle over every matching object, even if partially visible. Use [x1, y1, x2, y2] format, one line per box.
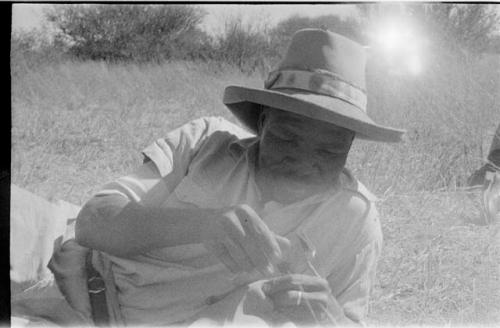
[75, 195, 129, 255]
[75, 200, 101, 249]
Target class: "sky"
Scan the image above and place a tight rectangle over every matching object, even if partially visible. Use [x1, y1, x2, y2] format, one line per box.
[12, 3, 358, 36]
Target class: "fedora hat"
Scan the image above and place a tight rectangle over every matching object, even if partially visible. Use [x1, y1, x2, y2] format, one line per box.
[223, 29, 405, 142]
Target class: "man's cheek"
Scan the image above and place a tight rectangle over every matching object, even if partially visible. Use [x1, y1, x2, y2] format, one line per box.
[316, 158, 346, 177]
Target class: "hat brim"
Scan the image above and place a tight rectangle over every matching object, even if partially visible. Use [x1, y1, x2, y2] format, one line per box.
[223, 86, 405, 143]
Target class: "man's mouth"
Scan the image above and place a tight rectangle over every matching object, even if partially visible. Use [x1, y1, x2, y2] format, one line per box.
[268, 160, 317, 180]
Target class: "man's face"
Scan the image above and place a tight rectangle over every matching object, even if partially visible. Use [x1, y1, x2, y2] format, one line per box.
[257, 107, 355, 188]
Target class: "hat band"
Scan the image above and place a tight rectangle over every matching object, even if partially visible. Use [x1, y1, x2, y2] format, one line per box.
[264, 70, 367, 112]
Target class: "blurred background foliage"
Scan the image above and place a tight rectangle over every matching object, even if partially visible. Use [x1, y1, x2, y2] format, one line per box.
[12, 4, 499, 74]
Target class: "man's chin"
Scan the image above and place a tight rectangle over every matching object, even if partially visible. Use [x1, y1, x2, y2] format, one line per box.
[269, 181, 327, 204]
[271, 173, 329, 191]
[259, 172, 335, 204]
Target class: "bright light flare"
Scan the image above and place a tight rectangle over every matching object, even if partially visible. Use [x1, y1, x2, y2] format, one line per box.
[370, 19, 425, 76]
[375, 25, 412, 53]
[407, 55, 422, 75]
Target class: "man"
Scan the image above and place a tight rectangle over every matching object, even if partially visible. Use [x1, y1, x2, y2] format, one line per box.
[468, 123, 500, 187]
[67, 29, 405, 326]
[468, 123, 500, 225]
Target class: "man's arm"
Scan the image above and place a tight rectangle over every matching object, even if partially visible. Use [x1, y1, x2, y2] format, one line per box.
[76, 194, 284, 274]
[75, 194, 214, 257]
[74, 117, 223, 257]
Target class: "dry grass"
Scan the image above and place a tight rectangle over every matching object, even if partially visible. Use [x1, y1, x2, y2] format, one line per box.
[12, 60, 259, 204]
[11, 54, 500, 325]
[371, 191, 500, 325]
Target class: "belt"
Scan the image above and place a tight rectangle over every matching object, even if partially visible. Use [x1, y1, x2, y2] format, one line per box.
[85, 251, 110, 326]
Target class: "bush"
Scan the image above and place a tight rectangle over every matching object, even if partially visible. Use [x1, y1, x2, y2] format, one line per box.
[210, 14, 364, 74]
[45, 4, 206, 62]
[11, 29, 68, 78]
[410, 4, 500, 55]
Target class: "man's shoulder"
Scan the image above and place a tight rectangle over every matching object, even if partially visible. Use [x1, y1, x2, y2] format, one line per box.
[340, 168, 378, 203]
[334, 169, 382, 241]
[193, 116, 256, 159]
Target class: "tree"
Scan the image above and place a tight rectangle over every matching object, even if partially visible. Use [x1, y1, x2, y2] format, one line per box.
[214, 16, 273, 73]
[410, 4, 499, 54]
[45, 4, 206, 61]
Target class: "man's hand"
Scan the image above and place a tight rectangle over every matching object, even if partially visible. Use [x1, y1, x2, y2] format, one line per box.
[202, 204, 289, 275]
[262, 274, 338, 325]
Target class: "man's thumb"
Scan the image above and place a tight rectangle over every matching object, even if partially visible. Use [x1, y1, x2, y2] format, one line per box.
[275, 235, 292, 260]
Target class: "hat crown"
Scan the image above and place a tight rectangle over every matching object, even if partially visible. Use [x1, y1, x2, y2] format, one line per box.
[278, 29, 366, 90]
[222, 28, 405, 143]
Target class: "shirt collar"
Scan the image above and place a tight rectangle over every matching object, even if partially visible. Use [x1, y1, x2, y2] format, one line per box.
[228, 137, 259, 159]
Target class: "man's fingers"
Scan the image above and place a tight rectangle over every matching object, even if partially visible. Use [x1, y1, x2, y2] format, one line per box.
[276, 235, 292, 257]
[271, 290, 328, 309]
[221, 206, 273, 273]
[205, 241, 240, 273]
[210, 204, 291, 275]
[239, 235, 274, 275]
[220, 210, 246, 240]
[235, 205, 282, 261]
[223, 238, 254, 272]
[270, 289, 331, 324]
[263, 274, 330, 296]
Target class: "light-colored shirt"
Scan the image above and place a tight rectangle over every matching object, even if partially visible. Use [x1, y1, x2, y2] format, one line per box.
[94, 117, 383, 325]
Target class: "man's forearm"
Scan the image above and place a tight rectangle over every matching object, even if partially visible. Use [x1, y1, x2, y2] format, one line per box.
[75, 194, 214, 257]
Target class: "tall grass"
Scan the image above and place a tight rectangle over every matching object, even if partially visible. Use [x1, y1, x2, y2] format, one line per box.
[11, 54, 500, 325]
[12, 60, 261, 204]
[349, 52, 500, 196]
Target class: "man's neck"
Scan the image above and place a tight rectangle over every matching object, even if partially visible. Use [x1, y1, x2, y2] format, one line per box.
[255, 170, 340, 205]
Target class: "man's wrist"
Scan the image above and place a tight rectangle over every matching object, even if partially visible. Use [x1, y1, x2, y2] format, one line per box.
[185, 207, 221, 245]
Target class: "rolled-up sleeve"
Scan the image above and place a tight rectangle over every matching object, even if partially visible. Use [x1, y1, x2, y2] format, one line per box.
[95, 117, 227, 206]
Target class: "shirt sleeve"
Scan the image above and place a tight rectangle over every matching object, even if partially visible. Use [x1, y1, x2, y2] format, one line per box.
[95, 117, 227, 206]
[326, 204, 383, 324]
[331, 239, 381, 323]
